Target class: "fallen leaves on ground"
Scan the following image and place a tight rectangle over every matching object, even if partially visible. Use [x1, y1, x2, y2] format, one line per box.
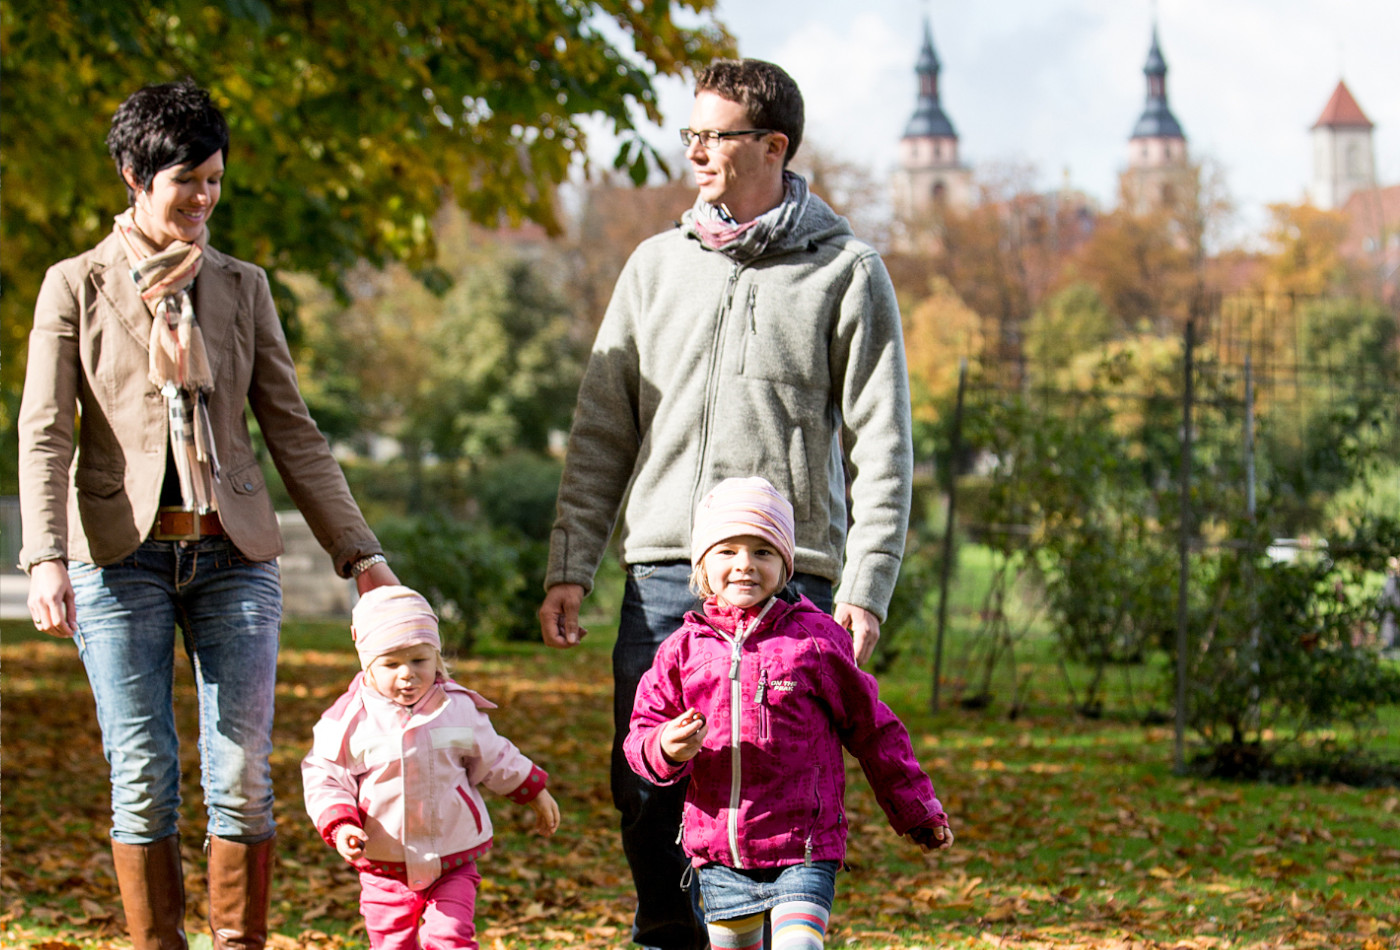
[2, 630, 1397, 949]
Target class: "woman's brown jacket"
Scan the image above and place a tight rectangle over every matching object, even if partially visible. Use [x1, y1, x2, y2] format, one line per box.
[18, 232, 380, 576]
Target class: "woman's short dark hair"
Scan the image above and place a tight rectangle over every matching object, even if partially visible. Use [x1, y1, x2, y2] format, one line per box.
[695, 59, 804, 167]
[107, 78, 229, 204]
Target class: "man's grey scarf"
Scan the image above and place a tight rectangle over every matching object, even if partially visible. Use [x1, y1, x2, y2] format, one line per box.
[690, 171, 811, 263]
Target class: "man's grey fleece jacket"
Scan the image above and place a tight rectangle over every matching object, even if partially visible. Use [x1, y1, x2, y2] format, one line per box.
[546, 191, 912, 618]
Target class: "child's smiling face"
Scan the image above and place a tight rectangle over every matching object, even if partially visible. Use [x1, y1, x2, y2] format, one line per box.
[702, 534, 786, 609]
[366, 642, 438, 706]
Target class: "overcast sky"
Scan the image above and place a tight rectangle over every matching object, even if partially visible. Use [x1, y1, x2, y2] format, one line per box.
[604, 0, 1400, 241]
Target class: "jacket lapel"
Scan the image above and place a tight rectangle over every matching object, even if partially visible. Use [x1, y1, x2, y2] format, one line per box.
[91, 233, 153, 350]
[191, 245, 243, 382]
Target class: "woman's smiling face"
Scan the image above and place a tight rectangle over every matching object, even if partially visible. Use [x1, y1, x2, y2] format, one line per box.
[128, 150, 223, 248]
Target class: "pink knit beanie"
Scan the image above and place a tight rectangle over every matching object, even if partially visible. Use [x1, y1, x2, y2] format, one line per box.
[351, 585, 440, 668]
[690, 476, 796, 576]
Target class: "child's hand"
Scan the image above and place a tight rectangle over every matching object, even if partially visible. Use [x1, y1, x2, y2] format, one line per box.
[335, 823, 367, 862]
[660, 707, 708, 764]
[909, 822, 954, 852]
[529, 789, 561, 837]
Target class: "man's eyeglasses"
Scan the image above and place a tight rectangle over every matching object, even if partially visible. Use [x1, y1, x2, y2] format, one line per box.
[679, 128, 773, 148]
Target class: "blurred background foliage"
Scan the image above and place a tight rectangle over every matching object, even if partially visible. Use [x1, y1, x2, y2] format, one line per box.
[0, 0, 732, 482]
[4, 1, 1398, 774]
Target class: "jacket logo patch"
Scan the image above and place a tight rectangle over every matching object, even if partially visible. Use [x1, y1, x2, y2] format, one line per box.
[350, 734, 395, 768]
[432, 726, 478, 753]
[770, 680, 797, 692]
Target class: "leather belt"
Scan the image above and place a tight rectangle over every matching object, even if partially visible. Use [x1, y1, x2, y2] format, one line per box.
[151, 508, 225, 541]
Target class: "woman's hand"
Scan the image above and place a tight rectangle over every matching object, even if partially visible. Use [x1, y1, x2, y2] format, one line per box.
[355, 560, 399, 596]
[529, 789, 561, 836]
[28, 560, 76, 637]
[660, 708, 708, 764]
[334, 823, 367, 862]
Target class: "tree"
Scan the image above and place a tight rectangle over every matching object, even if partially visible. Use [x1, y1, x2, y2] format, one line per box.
[902, 276, 985, 422]
[0, 0, 733, 489]
[561, 173, 695, 336]
[1073, 160, 1233, 338]
[1022, 282, 1114, 377]
[1257, 297, 1400, 516]
[1261, 203, 1357, 299]
[1072, 206, 1196, 334]
[792, 145, 893, 253]
[888, 163, 1098, 387]
[289, 206, 586, 481]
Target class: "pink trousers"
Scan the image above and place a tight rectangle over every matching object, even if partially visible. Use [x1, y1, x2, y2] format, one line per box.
[359, 861, 482, 950]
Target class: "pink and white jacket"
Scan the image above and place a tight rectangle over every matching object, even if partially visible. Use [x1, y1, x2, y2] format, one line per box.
[302, 674, 547, 891]
[625, 592, 948, 870]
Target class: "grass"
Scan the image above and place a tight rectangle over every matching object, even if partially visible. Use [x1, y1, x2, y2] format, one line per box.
[2, 553, 1399, 949]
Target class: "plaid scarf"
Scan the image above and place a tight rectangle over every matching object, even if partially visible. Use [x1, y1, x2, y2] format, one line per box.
[690, 171, 811, 263]
[114, 210, 221, 512]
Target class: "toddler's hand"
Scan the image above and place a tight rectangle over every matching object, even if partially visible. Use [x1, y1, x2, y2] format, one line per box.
[909, 822, 954, 852]
[529, 789, 561, 837]
[335, 823, 367, 862]
[660, 707, 708, 764]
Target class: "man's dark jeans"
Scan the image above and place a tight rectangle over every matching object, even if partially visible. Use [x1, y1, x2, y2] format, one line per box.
[611, 561, 833, 949]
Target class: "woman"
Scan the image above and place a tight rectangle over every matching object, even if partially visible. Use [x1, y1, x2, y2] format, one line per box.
[18, 78, 397, 950]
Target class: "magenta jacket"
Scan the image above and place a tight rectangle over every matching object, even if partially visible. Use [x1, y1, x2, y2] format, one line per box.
[624, 592, 948, 870]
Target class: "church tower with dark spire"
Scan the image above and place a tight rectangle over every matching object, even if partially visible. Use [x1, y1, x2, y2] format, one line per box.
[893, 16, 973, 236]
[1120, 24, 1191, 214]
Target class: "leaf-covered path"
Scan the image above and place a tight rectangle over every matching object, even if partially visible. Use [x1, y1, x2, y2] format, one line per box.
[2, 624, 1397, 949]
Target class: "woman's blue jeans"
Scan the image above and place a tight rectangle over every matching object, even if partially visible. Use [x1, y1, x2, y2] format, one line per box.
[69, 537, 282, 845]
[612, 561, 832, 950]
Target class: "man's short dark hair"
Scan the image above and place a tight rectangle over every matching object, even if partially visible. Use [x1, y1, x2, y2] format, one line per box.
[695, 59, 804, 167]
[107, 78, 229, 204]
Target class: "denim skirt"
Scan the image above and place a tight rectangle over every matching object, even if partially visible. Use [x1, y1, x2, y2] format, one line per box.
[696, 860, 839, 923]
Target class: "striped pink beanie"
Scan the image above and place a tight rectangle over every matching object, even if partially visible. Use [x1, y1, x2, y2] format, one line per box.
[690, 476, 796, 576]
[351, 585, 440, 668]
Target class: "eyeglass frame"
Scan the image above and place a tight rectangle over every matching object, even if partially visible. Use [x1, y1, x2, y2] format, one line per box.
[679, 127, 775, 148]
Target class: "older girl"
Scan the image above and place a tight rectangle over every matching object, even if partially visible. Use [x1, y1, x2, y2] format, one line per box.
[624, 477, 953, 949]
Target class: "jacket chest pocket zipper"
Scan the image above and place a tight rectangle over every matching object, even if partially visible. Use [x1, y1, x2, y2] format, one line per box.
[755, 669, 770, 741]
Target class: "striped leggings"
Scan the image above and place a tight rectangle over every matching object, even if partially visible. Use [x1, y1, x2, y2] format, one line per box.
[706, 900, 830, 950]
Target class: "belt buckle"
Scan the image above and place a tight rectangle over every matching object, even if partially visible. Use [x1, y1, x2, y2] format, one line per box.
[153, 509, 202, 542]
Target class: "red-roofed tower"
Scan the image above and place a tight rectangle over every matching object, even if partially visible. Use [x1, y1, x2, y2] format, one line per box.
[1309, 80, 1376, 210]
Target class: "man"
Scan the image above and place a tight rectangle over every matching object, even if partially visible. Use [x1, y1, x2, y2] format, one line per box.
[538, 59, 912, 949]
[1380, 556, 1400, 652]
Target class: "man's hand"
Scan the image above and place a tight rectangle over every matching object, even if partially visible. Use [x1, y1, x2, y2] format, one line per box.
[539, 583, 587, 648]
[528, 789, 561, 836]
[335, 824, 367, 862]
[659, 708, 708, 764]
[834, 602, 881, 666]
[29, 560, 76, 638]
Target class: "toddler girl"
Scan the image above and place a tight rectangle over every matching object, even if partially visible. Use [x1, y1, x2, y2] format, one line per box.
[624, 477, 952, 949]
[303, 585, 560, 949]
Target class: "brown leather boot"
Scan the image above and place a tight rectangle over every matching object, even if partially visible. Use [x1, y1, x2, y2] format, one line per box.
[206, 834, 274, 950]
[111, 836, 188, 950]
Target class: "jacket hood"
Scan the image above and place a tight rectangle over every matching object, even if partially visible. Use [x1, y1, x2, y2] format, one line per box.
[680, 177, 854, 259]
